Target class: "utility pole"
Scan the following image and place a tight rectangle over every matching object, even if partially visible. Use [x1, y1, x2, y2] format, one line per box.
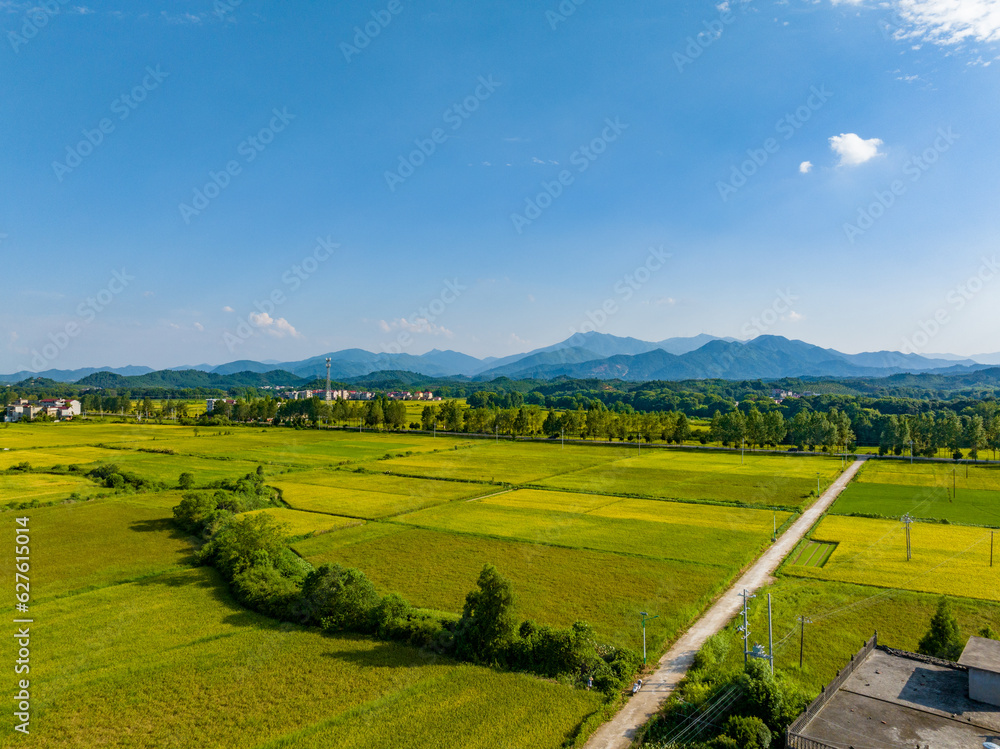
[561, 428, 564, 449]
[903, 513, 913, 561]
[325, 358, 332, 402]
[910, 439, 914, 464]
[738, 589, 756, 665]
[768, 593, 774, 675]
[639, 611, 659, 666]
[798, 616, 812, 669]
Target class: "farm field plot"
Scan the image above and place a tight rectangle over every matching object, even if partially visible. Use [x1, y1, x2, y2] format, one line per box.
[144, 430, 464, 467]
[86, 451, 271, 484]
[0, 423, 193, 449]
[369, 441, 632, 484]
[787, 539, 837, 567]
[271, 470, 485, 518]
[0, 472, 102, 504]
[0, 445, 126, 470]
[295, 525, 727, 652]
[0, 565, 602, 748]
[393, 490, 787, 568]
[856, 459, 1000, 490]
[243, 507, 363, 536]
[536, 450, 843, 508]
[830, 481, 1000, 527]
[784, 515, 1000, 601]
[0, 471, 604, 748]
[2, 493, 194, 602]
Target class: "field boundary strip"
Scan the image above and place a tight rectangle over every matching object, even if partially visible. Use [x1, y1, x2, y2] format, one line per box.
[379, 519, 735, 569]
[518, 481, 804, 513]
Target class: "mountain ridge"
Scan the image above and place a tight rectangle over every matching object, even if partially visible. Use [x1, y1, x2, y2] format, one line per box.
[1, 332, 989, 384]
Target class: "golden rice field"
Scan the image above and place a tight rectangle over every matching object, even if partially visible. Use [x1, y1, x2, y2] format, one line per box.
[272, 469, 486, 519]
[0, 472, 102, 504]
[784, 515, 1000, 601]
[243, 507, 364, 536]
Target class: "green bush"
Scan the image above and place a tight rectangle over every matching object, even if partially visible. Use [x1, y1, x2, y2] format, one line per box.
[722, 715, 771, 749]
[302, 563, 380, 632]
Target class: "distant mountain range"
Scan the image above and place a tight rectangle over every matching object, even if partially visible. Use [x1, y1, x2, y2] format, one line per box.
[2, 333, 996, 385]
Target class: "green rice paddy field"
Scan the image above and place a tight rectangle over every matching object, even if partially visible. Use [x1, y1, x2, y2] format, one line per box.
[0, 421, 851, 747]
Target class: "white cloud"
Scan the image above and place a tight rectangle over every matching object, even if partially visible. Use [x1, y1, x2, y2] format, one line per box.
[799, 161, 813, 173]
[894, 0, 1000, 46]
[222, 306, 234, 313]
[785, 311, 804, 322]
[833, 0, 1000, 46]
[249, 312, 302, 339]
[829, 133, 884, 166]
[508, 333, 529, 347]
[532, 157, 545, 165]
[378, 317, 454, 338]
[160, 10, 203, 24]
[194, 322, 204, 332]
[653, 296, 677, 307]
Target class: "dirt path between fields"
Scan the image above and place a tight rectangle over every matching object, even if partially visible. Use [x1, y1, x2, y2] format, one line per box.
[584, 456, 868, 749]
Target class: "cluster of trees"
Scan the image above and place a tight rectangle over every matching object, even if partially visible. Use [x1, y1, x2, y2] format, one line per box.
[710, 407, 855, 452]
[173, 480, 642, 694]
[875, 411, 1000, 459]
[417, 401, 696, 443]
[272, 396, 408, 429]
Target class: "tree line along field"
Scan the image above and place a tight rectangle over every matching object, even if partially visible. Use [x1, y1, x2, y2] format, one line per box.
[0, 421, 845, 746]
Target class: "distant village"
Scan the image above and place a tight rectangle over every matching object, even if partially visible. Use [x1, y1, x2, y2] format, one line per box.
[4, 389, 441, 422]
[5, 397, 82, 422]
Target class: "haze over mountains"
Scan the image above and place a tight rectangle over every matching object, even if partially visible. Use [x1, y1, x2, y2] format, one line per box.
[3, 333, 997, 385]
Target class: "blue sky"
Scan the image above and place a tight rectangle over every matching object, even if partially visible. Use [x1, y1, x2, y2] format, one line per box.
[2, 0, 999, 371]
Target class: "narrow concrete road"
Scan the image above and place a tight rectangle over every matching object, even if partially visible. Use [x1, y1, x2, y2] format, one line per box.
[584, 457, 867, 749]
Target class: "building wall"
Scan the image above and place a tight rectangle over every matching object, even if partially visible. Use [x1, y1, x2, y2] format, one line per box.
[969, 667, 1000, 707]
